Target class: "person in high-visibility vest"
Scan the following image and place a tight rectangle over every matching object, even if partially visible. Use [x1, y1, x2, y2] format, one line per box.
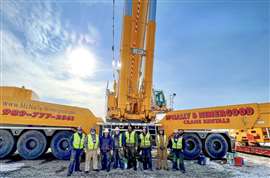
[67, 126, 85, 176]
[84, 128, 99, 173]
[100, 128, 113, 172]
[156, 127, 168, 170]
[112, 127, 125, 169]
[139, 127, 153, 170]
[123, 124, 138, 171]
[169, 129, 186, 173]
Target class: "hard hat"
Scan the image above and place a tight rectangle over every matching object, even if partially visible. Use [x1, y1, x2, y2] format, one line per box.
[103, 128, 109, 133]
[174, 129, 178, 133]
[90, 128, 96, 132]
[114, 127, 120, 131]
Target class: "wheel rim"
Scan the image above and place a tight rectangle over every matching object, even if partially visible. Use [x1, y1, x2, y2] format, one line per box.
[0, 137, 3, 148]
[26, 139, 37, 150]
[213, 140, 222, 152]
[59, 139, 69, 151]
[186, 139, 195, 151]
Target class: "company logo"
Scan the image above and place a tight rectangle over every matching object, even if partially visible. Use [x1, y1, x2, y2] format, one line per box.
[165, 107, 255, 124]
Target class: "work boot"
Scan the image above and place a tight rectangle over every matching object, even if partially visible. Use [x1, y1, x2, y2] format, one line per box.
[93, 169, 99, 172]
[67, 173, 71, 176]
[84, 171, 89, 174]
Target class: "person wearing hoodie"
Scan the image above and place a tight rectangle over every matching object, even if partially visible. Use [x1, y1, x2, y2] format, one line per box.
[112, 127, 125, 169]
[99, 128, 113, 172]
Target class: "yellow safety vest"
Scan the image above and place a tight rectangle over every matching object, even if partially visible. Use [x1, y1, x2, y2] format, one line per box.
[157, 134, 167, 147]
[140, 133, 151, 148]
[113, 134, 122, 147]
[171, 137, 183, 149]
[73, 132, 85, 149]
[125, 131, 136, 144]
[87, 134, 99, 150]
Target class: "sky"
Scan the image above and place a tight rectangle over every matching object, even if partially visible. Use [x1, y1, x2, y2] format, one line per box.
[1, 0, 269, 117]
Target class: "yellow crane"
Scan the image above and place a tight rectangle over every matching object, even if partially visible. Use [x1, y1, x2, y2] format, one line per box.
[0, 0, 269, 160]
[106, 0, 167, 122]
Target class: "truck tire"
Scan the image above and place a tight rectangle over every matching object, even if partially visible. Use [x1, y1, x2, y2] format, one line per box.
[204, 133, 228, 159]
[17, 130, 47, 159]
[0, 130, 15, 158]
[183, 134, 202, 159]
[50, 131, 73, 160]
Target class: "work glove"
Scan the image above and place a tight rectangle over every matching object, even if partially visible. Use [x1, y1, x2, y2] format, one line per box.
[97, 149, 100, 155]
[110, 150, 113, 156]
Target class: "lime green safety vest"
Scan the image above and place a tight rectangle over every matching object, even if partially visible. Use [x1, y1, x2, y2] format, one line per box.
[113, 134, 122, 147]
[171, 137, 183, 149]
[73, 132, 85, 149]
[157, 134, 167, 147]
[140, 133, 151, 148]
[87, 134, 99, 150]
[125, 131, 136, 144]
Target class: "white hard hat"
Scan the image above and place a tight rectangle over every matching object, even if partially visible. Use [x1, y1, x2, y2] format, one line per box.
[114, 127, 120, 131]
[104, 128, 109, 133]
[174, 129, 178, 133]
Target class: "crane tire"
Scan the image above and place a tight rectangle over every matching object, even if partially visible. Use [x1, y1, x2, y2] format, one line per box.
[204, 133, 228, 159]
[17, 130, 47, 160]
[183, 133, 202, 159]
[50, 131, 73, 160]
[0, 130, 15, 158]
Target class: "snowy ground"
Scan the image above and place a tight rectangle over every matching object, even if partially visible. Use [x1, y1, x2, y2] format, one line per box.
[0, 153, 269, 178]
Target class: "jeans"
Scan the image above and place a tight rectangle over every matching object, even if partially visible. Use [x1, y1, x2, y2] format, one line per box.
[68, 149, 82, 175]
[125, 145, 137, 170]
[141, 148, 152, 170]
[113, 149, 124, 169]
[172, 149, 185, 172]
[101, 151, 112, 171]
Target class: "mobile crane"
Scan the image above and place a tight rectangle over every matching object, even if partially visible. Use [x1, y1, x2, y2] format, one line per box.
[106, 0, 165, 122]
[0, 0, 269, 161]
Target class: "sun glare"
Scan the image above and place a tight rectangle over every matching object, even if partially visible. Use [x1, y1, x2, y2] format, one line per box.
[67, 47, 97, 78]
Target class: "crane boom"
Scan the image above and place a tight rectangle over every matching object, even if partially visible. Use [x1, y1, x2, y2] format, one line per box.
[107, 0, 159, 121]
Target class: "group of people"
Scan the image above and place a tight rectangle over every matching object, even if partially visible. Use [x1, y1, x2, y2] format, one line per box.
[67, 124, 185, 176]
